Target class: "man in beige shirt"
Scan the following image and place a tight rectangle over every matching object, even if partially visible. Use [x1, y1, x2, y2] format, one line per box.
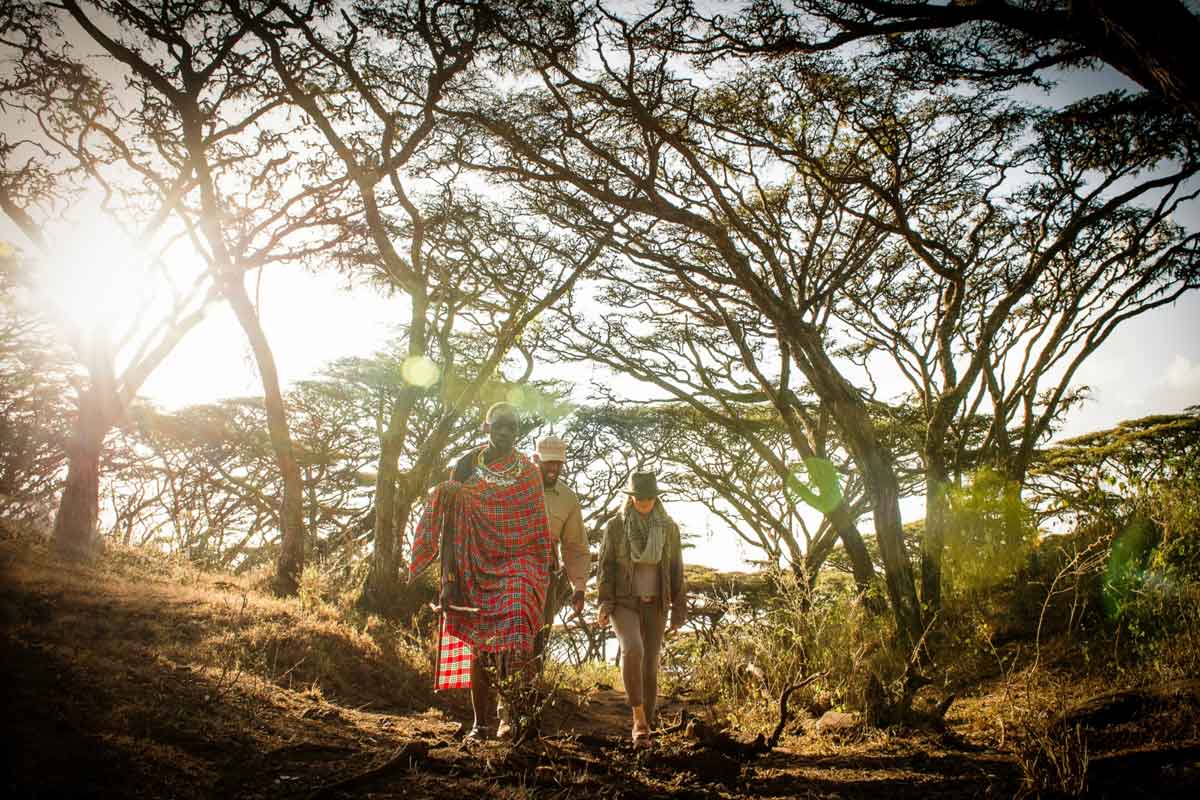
[533, 434, 589, 657]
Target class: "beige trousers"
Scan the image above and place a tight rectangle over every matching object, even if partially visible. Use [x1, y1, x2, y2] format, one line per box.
[611, 601, 668, 724]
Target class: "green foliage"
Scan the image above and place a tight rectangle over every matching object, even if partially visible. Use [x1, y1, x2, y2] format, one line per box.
[1029, 414, 1200, 678]
[0, 255, 74, 523]
[942, 468, 1038, 597]
[1101, 517, 1157, 619]
[1105, 468, 1200, 679]
[667, 569, 906, 734]
[1030, 412, 1200, 527]
[1144, 449, 1200, 583]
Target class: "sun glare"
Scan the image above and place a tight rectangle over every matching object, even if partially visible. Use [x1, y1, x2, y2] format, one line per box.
[33, 213, 194, 354]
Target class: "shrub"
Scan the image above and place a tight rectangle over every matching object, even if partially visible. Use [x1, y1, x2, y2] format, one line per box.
[668, 569, 911, 733]
[943, 467, 1039, 600]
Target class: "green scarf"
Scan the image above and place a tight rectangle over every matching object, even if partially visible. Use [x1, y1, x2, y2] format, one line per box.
[624, 501, 668, 564]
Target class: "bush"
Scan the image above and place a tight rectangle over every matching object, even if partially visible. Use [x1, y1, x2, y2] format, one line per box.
[943, 467, 1039, 599]
[1144, 451, 1200, 583]
[668, 569, 911, 734]
[1012, 705, 1090, 798]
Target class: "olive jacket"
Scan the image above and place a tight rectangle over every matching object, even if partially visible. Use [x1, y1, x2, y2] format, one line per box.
[597, 509, 687, 628]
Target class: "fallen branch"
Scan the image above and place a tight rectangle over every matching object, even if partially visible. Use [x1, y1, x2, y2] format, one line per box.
[546, 731, 619, 749]
[678, 671, 827, 759]
[935, 692, 957, 720]
[685, 717, 766, 758]
[766, 672, 826, 749]
[659, 709, 693, 736]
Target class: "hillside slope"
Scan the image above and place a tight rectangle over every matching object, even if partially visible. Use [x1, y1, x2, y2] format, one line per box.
[2, 531, 1197, 799]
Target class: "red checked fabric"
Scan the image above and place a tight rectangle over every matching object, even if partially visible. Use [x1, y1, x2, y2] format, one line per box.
[412, 448, 552, 690]
[433, 620, 472, 691]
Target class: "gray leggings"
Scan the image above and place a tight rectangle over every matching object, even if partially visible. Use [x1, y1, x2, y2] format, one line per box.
[611, 602, 668, 723]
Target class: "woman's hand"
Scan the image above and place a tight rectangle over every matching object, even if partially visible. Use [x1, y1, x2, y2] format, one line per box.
[596, 608, 610, 628]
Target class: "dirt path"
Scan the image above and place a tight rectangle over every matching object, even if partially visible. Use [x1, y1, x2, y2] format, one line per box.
[3, 535, 1198, 799]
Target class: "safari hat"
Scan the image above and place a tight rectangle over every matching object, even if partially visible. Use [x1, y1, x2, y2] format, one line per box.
[535, 435, 568, 462]
[623, 472, 660, 498]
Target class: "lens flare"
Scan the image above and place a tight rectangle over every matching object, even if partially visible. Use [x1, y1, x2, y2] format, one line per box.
[785, 457, 844, 514]
[401, 355, 439, 388]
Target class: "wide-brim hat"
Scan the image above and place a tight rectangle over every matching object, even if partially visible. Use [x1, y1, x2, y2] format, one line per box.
[535, 435, 568, 462]
[623, 472, 659, 498]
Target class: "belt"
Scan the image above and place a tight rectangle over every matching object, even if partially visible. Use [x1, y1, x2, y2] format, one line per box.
[639, 595, 657, 604]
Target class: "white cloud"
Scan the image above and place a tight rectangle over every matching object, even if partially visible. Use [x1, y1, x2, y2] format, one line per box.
[1164, 354, 1200, 393]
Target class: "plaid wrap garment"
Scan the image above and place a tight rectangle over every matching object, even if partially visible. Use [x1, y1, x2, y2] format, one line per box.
[410, 447, 552, 690]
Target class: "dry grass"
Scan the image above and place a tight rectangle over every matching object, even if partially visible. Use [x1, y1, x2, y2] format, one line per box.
[2, 531, 436, 710]
[4, 524, 1199, 799]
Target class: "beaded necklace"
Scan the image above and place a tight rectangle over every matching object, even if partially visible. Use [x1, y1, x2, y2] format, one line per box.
[474, 447, 523, 486]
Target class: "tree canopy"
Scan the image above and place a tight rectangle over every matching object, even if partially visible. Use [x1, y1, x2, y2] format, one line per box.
[0, 1, 1196, 653]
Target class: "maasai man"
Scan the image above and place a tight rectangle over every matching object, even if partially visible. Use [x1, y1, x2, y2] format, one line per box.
[410, 402, 552, 741]
[531, 434, 590, 660]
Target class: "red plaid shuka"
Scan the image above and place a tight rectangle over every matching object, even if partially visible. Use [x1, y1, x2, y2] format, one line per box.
[411, 447, 552, 690]
[433, 622, 472, 690]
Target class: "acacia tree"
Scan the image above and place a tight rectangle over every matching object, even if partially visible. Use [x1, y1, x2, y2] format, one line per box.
[105, 374, 386, 571]
[48, 0, 357, 590]
[0, 250, 75, 522]
[102, 341, 483, 573]
[245, 1, 608, 611]
[1, 2, 217, 553]
[456, 2, 1199, 630]
[719, 70, 1200, 616]
[554, 307, 890, 599]
[107, 399, 285, 565]
[437, 7, 928, 647]
[1027, 411, 1200, 530]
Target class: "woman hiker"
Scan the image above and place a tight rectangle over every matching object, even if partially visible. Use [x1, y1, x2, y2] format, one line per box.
[596, 472, 687, 747]
[409, 402, 552, 741]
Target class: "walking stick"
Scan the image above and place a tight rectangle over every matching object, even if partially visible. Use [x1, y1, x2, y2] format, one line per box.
[430, 484, 477, 691]
[432, 485, 478, 614]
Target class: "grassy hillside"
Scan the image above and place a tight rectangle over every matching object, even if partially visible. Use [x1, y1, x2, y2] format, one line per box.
[3, 524, 1199, 799]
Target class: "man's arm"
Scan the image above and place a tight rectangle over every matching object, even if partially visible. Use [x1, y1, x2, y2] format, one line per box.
[561, 504, 590, 594]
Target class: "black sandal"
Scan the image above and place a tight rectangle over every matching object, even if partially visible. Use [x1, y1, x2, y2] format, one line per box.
[464, 724, 492, 742]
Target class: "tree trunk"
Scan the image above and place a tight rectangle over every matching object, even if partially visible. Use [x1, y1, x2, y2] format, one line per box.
[360, 289, 430, 614]
[52, 390, 107, 556]
[360, 397, 412, 612]
[788, 328, 924, 650]
[361, 480, 421, 614]
[827, 503, 880, 601]
[807, 505, 887, 614]
[223, 278, 306, 596]
[863, 458, 925, 653]
[1078, 0, 1200, 122]
[920, 460, 950, 621]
